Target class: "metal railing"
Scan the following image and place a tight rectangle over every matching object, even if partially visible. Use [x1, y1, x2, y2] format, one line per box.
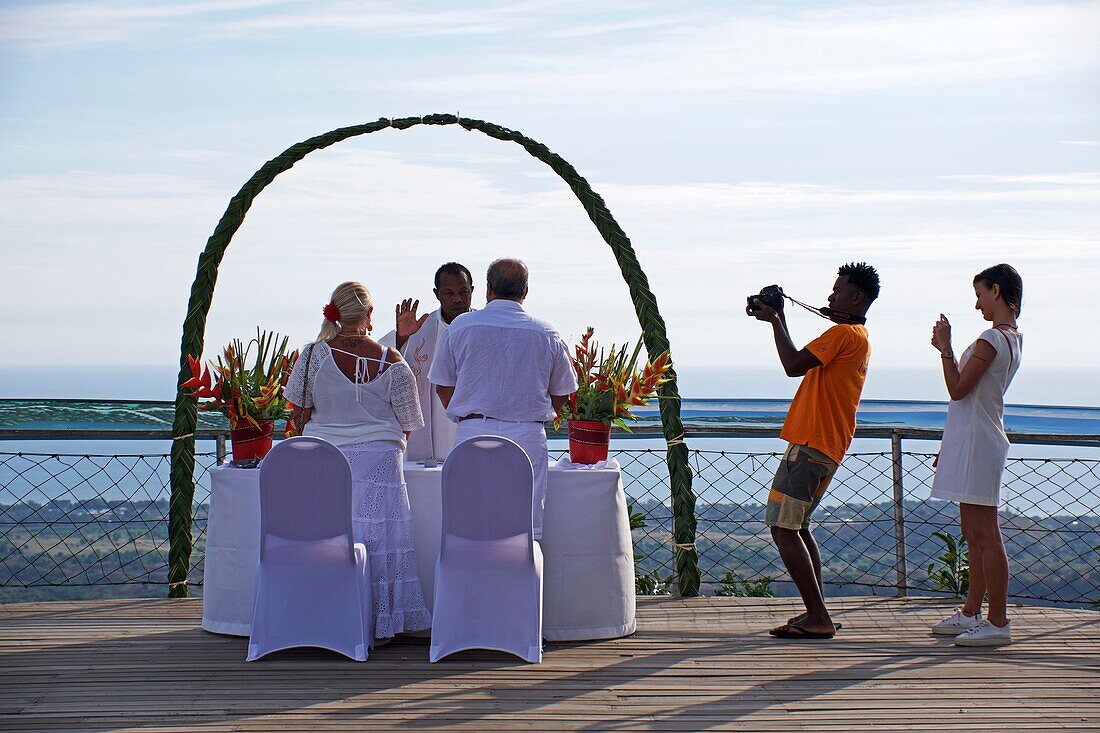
[2, 426, 1098, 605]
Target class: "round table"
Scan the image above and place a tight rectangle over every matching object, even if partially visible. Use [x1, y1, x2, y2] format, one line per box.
[202, 460, 636, 641]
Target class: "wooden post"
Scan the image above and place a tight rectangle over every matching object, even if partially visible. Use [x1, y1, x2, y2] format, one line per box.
[891, 431, 908, 597]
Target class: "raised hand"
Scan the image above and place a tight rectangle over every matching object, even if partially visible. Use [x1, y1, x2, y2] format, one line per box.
[396, 298, 429, 338]
[931, 314, 952, 355]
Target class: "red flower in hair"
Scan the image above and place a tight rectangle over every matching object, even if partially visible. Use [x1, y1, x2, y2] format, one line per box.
[322, 302, 341, 322]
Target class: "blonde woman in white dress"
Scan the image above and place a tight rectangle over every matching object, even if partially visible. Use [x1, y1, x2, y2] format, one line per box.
[929, 264, 1023, 647]
[285, 281, 432, 644]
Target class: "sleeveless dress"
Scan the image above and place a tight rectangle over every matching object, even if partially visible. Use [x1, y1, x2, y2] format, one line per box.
[930, 328, 1022, 507]
[285, 342, 432, 639]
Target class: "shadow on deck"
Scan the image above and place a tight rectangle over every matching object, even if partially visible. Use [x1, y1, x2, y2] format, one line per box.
[2, 596, 1098, 732]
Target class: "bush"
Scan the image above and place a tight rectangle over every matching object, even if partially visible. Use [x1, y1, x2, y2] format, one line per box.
[715, 571, 775, 597]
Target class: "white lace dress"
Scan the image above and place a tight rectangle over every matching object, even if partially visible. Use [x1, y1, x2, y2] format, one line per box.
[344, 444, 432, 638]
[284, 342, 433, 638]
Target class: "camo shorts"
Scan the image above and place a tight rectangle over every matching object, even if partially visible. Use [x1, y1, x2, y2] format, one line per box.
[765, 443, 838, 531]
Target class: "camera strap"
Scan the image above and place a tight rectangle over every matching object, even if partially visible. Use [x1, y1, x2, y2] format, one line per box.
[784, 294, 867, 325]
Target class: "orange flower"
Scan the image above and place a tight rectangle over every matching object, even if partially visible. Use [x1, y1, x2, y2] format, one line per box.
[560, 327, 670, 429]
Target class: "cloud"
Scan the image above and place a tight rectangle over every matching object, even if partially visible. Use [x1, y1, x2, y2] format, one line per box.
[5, 1, 1098, 97]
[360, 1, 1100, 96]
[937, 173, 1100, 186]
[1, 150, 1096, 370]
[0, 0, 290, 49]
[1060, 140, 1100, 147]
[0, 0, 656, 49]
[594, 177, 1100, 215]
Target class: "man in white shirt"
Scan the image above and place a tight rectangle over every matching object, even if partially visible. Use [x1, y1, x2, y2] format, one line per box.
[428, 258, 578, 538]
[380, 262, 474, 461]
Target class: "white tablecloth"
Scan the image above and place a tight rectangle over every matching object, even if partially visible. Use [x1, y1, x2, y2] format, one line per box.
[201, 466, 261, 636]
[202, 460, 636, 641]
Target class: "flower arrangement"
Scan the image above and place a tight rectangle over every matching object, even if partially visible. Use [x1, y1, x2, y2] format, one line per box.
[181, 329, 299, 435]
[558, 327, 672, 430]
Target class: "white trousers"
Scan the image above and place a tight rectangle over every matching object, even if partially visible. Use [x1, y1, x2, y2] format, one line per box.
[453, 417, 548, 539]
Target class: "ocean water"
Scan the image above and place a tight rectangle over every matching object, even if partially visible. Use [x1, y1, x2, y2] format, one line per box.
[1, 365, 1097, 514]
[2, 364, 1099, 407]
[2, 361, 1099, 437]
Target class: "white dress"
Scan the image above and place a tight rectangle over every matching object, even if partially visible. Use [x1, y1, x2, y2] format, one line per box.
[930, 328, 1022, 506]
[284, 342, 433, 638]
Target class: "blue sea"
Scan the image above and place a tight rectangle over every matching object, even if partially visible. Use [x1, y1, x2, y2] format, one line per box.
[2, 364, 1098, 439]
[1, 365, 1098, 518]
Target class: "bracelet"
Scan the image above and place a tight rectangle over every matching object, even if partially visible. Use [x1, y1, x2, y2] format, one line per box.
[941, 353, 954, 360]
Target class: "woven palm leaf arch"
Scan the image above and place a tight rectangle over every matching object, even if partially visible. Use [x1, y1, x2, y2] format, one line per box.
[170, 113, 698, 598]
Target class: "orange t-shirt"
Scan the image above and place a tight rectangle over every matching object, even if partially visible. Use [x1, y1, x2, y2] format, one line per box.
[780, 324, 870, 464]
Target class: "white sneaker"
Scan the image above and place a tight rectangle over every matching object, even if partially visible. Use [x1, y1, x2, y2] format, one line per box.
[954, 619, 1012, 647]
[931, 608, 981, 635]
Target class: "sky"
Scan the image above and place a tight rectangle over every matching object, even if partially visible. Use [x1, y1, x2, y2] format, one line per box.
[1, 1, 1098, 403]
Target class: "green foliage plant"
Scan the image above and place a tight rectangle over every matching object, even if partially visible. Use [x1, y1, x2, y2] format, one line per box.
[715, 570, 775, 598]
[635, 568, 674, 596]
[925, 531, 970, 597]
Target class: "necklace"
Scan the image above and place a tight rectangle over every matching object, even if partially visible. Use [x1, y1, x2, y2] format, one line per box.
[993, 322, 1017, 330]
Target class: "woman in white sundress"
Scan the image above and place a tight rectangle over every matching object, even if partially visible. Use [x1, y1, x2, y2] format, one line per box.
[284, 281, 432, 643]
[928, 264, 1023, 648]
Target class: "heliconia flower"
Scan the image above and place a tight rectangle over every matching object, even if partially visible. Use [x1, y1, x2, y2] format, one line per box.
[650, 352, 671, 374]
[182, 363, 214, 396]
[180, 355, 205, 389]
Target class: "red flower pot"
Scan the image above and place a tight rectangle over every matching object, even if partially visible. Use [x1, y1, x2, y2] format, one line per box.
[230, 419, 274, 462]
[568, 420, 612, 464]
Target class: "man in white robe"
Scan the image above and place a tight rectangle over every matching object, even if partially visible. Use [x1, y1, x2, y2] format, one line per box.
[429, 258, 578, 539]
[380, 262, 474, 461]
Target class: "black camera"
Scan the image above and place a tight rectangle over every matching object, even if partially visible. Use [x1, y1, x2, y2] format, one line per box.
[747, 284, 784, 313]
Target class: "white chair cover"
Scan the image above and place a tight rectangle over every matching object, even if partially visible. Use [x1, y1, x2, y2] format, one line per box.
[429, 436, 543, 663]
[247, 437, 373, 662]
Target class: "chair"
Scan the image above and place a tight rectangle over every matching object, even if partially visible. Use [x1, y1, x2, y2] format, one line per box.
[247, 436, 373, 661]
[430, 436, 543, 663]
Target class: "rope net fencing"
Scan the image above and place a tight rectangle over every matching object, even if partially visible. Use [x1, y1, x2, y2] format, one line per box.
[2, 445, 1097, 605]
[0, 452, 214, 598]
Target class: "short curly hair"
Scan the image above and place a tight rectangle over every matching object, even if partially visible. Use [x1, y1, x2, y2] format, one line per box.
[838, 262, 880, 303]
[434, 262, 473, 289]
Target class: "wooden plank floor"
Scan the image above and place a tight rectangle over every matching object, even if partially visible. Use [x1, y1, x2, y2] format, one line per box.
[2, 596, 1098, 732]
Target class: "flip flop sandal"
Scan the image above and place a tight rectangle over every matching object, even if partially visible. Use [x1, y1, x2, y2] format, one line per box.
[771, 623, 835, 640]
[770, 621, 842, 636]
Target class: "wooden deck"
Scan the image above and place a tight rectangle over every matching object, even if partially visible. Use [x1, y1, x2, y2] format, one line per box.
[2, 596, 1098, 732]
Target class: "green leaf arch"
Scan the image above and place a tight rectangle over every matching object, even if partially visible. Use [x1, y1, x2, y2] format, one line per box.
[169, 114, 699, 597]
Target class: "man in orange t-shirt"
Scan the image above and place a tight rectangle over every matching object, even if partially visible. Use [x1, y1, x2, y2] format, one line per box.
[747, 262, 879, 640]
